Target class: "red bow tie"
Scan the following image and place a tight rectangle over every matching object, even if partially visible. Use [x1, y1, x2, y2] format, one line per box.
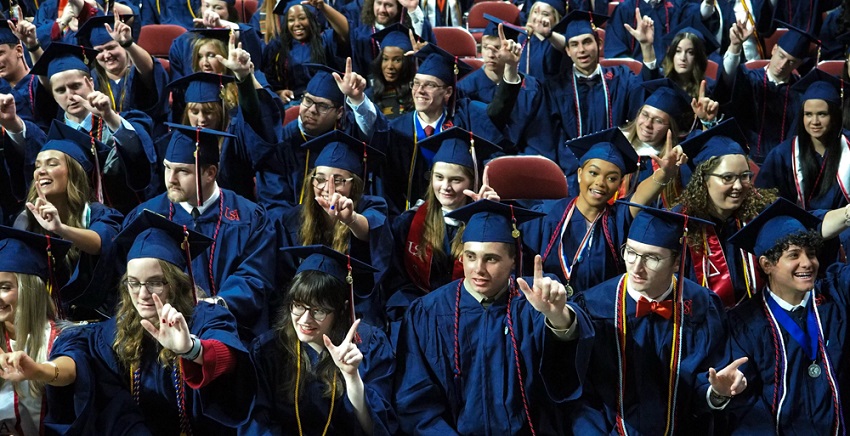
[635, 297, 673, 319]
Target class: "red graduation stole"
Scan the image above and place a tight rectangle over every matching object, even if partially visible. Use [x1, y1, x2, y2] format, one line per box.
[403, 202, 463, 293]
[689, 224, 763, 308]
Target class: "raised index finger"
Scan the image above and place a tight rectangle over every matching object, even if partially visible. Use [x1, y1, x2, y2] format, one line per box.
[498, 23, 506, 43]
[344, 319, 361, 344]
[152, 293, 165, 322]
[727, 356, 749, 372]
[699, 80, 706, 100]
[533, 254, 543, 283]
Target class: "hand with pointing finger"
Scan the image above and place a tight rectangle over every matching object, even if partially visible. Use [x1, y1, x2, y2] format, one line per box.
[315, 174, 356, 225]
[462, 167, 501, 202]
[624, 7, 654, 46]
[324, 319, 363, 375]
[691, 80, 719, 122]
[104, 11, 133, 48]
[140, 294, 195, 357]
[708, 356, 749, 397]
[333, 57, 367, 105]
[517, 255, 573, 328]
[650, 131, 687, 181]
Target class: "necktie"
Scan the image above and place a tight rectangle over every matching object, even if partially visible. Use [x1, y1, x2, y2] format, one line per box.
[423, 125, 435, 137]
[191, 208, 200, 220]
[635, 296, 673, 319]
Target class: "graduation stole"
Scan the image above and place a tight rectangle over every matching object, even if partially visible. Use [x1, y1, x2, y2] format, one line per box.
[131, 359, 192, 436]
[541, 198, 621, 283]
[403, 202, 464, 293]
[761, 290, 845, 435]
[451, 278, 537, 434]
[571, 69, 612, 137]
[688, 222, 762, 308]
[167, 192, 226, 296]
[791, 135, 850, 209]
[613, 274, 684, 436]
[2, 324, 58, 435]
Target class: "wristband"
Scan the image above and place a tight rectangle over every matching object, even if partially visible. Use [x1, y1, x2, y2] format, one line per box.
[25, 42, 40, 52]
[119, 39, 134, 49]
[343, 212, 358, 226]
[179, 335, 202, 361]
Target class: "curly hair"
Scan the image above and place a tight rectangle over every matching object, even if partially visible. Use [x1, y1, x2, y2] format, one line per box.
[275, 270, 351, 401]
[113, 260, 196, 370]
[676, 155, 778, 251]
[760, 229, 823, 264]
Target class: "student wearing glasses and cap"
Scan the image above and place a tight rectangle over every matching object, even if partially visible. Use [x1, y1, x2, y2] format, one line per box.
[125, 123, 276, 342]
[717, 20, 818, 164]
[2, 42, 157, 216]
[386, 127, 501, 346]
[571, 202, 748, 434]
[35, 211, 253, 434]
[0, 228, 71, 435]
[395, 199, 594, 434]
[278, 130, 393, 328]
[244, 245, 396, 435]
[725, 199, 850, 434]
[544, 11, 656, 148]
[520, 127, 686, 295]
[13, 121, 124, 322]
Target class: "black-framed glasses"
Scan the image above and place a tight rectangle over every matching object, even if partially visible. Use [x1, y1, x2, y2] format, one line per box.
[124, 279, 168, 295]
[707, 171, 754, 185]
[409, 80, 446, 92]
[291, 302, 332, 322]
[311, 175, 353, 189]
[621, 244, 674, 271]
[301, 96, 336, 114]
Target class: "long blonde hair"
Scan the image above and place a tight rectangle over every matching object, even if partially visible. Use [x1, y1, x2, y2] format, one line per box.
[417, 164, 471, 261]
[262, 0, 282, 43]
[191, 37, 239, 109]
[298, 171, 365, 253]
[113, 260, 195, 370]
[0, 273, 55, 396]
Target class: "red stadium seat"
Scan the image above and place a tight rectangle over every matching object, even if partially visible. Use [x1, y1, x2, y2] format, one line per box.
[433, 27, 478, 58]
[157, 58, 171, 76]
[484, 155, 568, 200]
[606, 2, 619, 27]
[744, 59, 769, 70]
[705, 59, 718, 80]
[817, 60, 845, 76]
[137, 24, 186, 58]
[284, 105, 300, 125]
[235, 0, 258, 23]
[600, 57, 643, 75]
[467, 2, 521, 43]
[460, 57, 484, 70]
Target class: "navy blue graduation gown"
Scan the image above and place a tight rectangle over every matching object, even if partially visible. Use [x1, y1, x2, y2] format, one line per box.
[168, 23, 266, 83]
[0, 74, 57, 133]
[726, 264, 850, 434]
[571, 275, 730, 435]
[277, 195, 394, 327]
[517, 33, 567, 81]
[520, 198, 632, 294]
[126, 190, 277, 341]
[544, 64, 649, 147]
[395, 277, 594, 434]
[714, 65, 798, 164]
[46, 302, 255, 435]
[773, 0, 838, 34]
[241, 322, 397, 435]
[349, 21, 436, 78]
[138, 0, 202, 28]
[91, 59, 171, 139]
[457, 68, 554, 157]
[604, 0, 703, 61]
[820, 6, 846, 61]
[261, 29, 342, 97]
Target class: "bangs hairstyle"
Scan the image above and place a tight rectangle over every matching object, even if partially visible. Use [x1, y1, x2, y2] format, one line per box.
[275, 270, 352, 402]
[662, 32, 708, 98]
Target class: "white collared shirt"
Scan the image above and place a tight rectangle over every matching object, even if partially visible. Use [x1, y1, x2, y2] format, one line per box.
[179, 184, 221, 216]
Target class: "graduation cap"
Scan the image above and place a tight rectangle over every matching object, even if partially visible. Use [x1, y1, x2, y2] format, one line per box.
[679, 118, 749, 170]
[167, 72, 237, 104]
[304, 64, 345, 105]
[282, 244, 376, 330]
[530, 0, 566, 18]
[418, 126, 502, 192]
[552, 10, 608, 40]
[617, 201, 713, 251]
[116, 210, 213, 302]
[482, 14, 527, 41]
[30, 42, 99, 78]
[640, 78, 693, 120]
[274, 0, 318, 16]
[414, 43, 474, 86]
[792, 68, 845, 105]
[447, 199, 544, 244]
[0, 226, 72, 281]
[41, 120, 108, 174]
[0, 20, 20, 45]
[774, 20, 820, 60]
[661, 21, 720, 55]
[566, 127, 639, 174]
[165, 122, 235, 206]
[76, 14, 135, 48]
[371, 23, 415, 52]
[302, 129, 384, 178]
[187, 27, 233, 45]
[728, 198, 821, 258]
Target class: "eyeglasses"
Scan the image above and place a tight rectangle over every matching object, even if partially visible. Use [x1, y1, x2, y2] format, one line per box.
[621, 245, 674, 271]
[410, 80, 446, 92]
[707, 171, 754, 185]
[291, 302, 332, 322]
[301, 96, 336, 114]
[124, 279, 168, 295]
[311, 175, 353, 189]
[637, 110, 669, 127]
